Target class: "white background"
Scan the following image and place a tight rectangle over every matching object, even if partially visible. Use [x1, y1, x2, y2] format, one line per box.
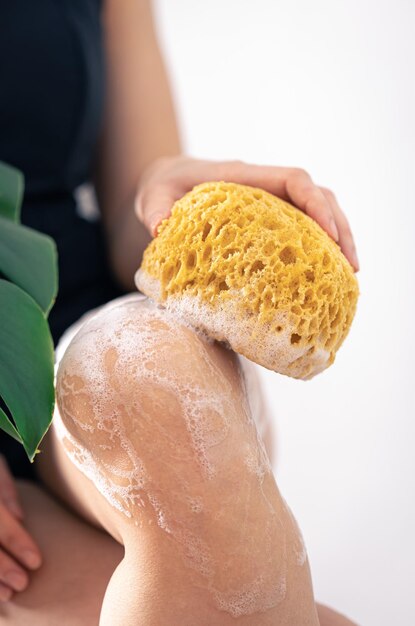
[154, 1, 415, 624]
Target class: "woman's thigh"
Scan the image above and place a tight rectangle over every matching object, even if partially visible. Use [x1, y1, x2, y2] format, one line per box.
[0, 481, 123, 626]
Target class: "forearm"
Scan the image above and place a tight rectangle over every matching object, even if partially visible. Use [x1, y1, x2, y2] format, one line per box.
[106, 198, 151, 291]
[96, 0, 181, 290]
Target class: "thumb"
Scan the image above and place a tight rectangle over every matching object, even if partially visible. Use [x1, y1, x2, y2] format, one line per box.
[135, 184, 179, 237]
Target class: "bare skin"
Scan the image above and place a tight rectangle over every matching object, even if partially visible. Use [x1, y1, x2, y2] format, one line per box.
[0, 306, 359, 625]
[0, 458, 42, 601]
[27, 296, 358, 625]
[37, 298, 317, 625]
[0, 482, 122, 626]
[0, 482, 356, 626]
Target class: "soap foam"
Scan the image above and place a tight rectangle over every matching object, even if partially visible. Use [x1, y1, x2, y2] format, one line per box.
[55, 294, 249, 512]
[136, 271, 331, 380]
[54, 294, 303, 618]
[214, 572, 287, 618]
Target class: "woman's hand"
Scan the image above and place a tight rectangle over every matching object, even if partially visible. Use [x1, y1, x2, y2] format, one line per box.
[0, 456, 42, 602]
[135, 156, 359, 271]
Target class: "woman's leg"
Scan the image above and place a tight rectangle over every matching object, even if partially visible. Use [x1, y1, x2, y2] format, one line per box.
[316, 605, 359, 626]
[0, 481, 122, 626]
[37, 296, 318, 625]
[0, 484, 356, 626]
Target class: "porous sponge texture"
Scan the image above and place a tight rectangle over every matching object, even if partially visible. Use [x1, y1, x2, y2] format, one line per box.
[136, 182, 358, 379]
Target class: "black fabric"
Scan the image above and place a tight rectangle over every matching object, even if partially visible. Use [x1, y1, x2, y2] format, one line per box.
[0, 0, 125, 479]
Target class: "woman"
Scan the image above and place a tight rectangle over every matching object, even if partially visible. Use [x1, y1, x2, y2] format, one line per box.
[0, 0, 358, 622]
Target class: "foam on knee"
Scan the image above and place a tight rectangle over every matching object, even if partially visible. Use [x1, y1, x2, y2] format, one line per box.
[54, 295, 309, 619]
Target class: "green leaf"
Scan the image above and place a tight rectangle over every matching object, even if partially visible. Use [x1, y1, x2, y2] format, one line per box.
[0, 280, 55, 461]
[0, 162, 24, 222]
[0, 216, 58, 315]
[0, 405, 23, 443]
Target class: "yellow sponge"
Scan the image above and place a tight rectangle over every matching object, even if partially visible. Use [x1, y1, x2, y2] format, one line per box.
[135, 182, 358, 379]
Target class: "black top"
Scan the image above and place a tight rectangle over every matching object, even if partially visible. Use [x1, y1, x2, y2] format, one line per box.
[0, 0, 125, 477]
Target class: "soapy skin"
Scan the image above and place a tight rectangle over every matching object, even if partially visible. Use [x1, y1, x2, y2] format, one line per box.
[49, 295, 319, 625]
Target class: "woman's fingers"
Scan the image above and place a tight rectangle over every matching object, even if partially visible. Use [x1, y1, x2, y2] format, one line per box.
[214, 162, 342, 243]
[136, 182, 181, 237]
[320, 187, 359, 271]
[0, 547, 28, 593]
[0, 461, 42, 602]
[135, 157, 359, 269]
[198, 161, 339, 242]
[135, 157, 182, 236]
[0, 502, 42, 571]
[283, 168, 339, 241]
[0, 456, 40, 601]
[0, 455, 24, 520]
[0, 581, 13, 603]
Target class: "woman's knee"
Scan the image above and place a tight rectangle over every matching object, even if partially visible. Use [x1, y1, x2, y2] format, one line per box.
[54, 296, 262, 511]
[55, 296, 318, 622]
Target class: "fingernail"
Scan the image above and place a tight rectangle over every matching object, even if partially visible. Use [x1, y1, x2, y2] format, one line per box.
[150, 215, 163, 236]
[330, 218, 339, 241]
[0, 586, 12, 603]
[22, 549, 41, 569]
[5, 571, 27, 592]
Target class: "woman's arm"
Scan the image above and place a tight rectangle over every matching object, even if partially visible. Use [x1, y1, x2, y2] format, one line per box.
[97, 1, 359, 292]
[95, 0, 181, 290]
